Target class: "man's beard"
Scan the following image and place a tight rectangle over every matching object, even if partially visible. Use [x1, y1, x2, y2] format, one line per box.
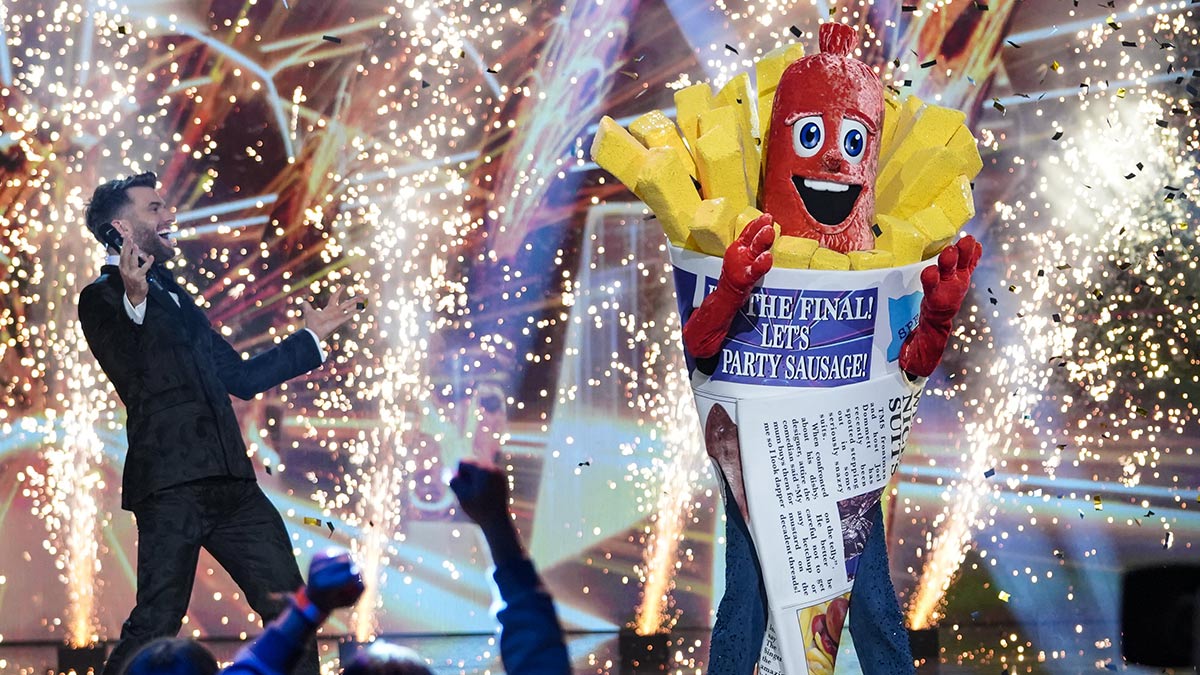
[135, 229, 176, 262]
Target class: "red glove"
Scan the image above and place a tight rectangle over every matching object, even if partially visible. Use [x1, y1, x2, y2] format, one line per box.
[682, 214, 775, 358]
[898, 236, 982, 378]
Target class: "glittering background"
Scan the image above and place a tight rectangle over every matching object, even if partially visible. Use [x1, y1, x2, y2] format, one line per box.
[0, 0, 1197, 673]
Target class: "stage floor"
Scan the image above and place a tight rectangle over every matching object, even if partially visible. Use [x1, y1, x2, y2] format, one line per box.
[0, 628, 1175, 674]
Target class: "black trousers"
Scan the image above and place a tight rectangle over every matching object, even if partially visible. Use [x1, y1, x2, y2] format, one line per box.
[102, 478, 319, 675]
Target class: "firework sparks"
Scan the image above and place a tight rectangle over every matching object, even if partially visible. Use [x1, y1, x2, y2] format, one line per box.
[908, 4, 1199, 635]
[631, 328, 706, 636]
[0, 1, 160, 642]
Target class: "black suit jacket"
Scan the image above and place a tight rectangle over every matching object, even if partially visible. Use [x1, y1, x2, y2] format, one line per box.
[78, 264, 323, 509]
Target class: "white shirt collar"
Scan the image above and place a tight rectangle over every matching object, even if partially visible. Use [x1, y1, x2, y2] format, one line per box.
[105, 254, 120, 265]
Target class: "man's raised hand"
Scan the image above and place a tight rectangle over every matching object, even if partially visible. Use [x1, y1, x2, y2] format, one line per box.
[119, 241, 154, 306]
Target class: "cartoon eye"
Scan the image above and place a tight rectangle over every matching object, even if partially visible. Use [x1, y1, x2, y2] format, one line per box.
[840, 118, 869, 164]
[792, 116, 824, 158]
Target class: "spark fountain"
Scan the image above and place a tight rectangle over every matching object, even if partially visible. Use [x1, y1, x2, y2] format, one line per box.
[909, 10, 1199, 639]
[0, 4, 157, 643]
[632, 356, 707, 637]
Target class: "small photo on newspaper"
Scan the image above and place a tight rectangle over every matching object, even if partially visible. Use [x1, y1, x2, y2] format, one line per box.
[797, 592, 851, 675]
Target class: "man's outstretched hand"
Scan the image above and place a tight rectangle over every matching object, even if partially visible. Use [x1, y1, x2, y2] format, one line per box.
[898, 235, 983, 378]
[305, 547, 365, 614]
[300, 287, 361, 342]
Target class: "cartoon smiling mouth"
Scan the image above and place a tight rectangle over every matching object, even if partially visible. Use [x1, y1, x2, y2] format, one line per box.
[792, 177, 863, 226]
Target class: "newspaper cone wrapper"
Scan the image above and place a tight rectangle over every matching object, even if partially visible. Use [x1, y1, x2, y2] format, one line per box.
[669, 244, 928, 675]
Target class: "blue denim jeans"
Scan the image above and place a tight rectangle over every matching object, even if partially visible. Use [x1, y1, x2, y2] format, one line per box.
[707, 487, 914, 675]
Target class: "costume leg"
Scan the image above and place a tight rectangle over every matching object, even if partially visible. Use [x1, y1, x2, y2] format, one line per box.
[707, 479, 767, 675]
[102, 488, 205, 675]
[848, 501, 915, 675]
[204, 482, 317, 675]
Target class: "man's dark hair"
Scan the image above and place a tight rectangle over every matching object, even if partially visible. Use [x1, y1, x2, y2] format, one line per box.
[84, 172, 158, 244]
[121, 637, 218, 675]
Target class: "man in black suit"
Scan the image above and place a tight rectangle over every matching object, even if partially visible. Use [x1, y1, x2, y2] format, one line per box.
[78, 172, 359, 675]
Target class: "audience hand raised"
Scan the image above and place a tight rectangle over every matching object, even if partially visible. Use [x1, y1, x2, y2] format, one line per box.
[305, 547, 365, 614]
[449, 460, 511, 531]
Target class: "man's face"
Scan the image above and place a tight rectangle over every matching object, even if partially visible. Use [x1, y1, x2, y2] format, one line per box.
[112, 186, 177, 262]
[761, 55, 883, 252]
